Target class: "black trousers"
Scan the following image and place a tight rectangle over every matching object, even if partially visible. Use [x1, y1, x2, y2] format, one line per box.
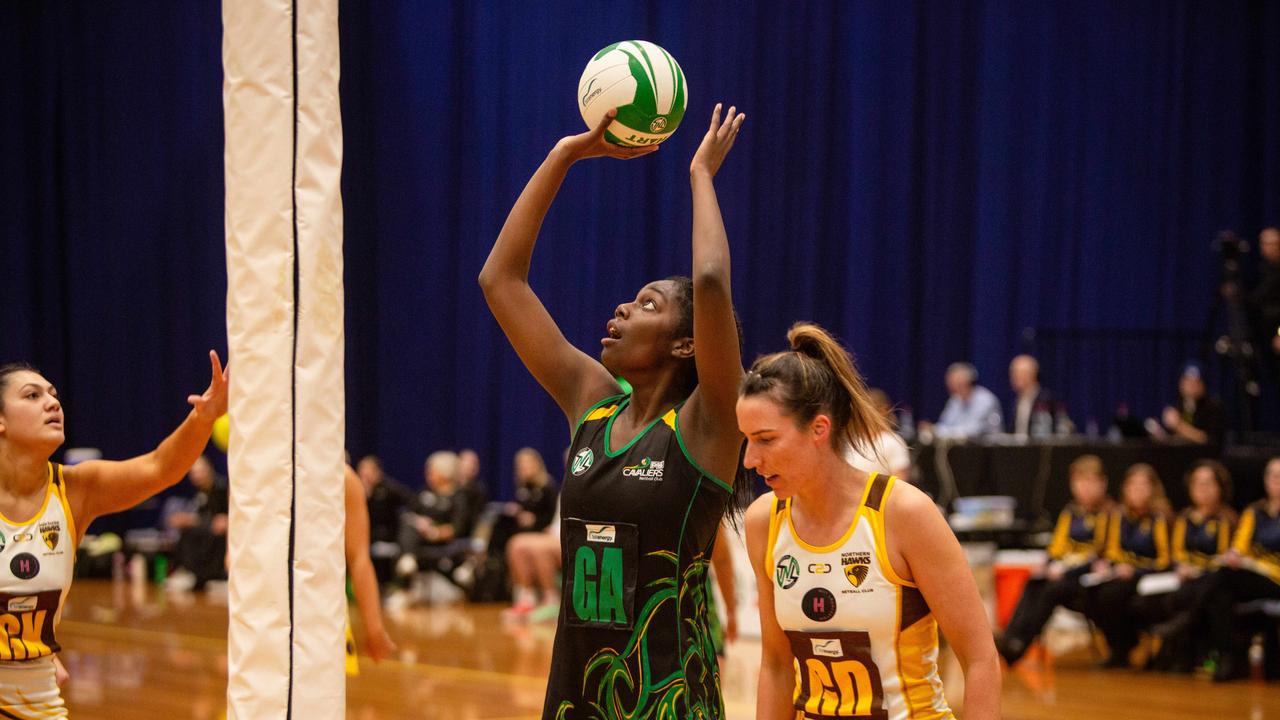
[174, 525, 228, 585]
[1085, 577, 1144, 659]
[1003, 566, 1088, 651]
[1204, 568, 1280, 656]
[1134, 572, 1217, 670]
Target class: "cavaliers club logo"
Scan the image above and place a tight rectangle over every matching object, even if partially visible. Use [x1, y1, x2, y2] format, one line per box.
[776, 554, 800, 590]
[842, 551, 872, 588]
[39, 521, 60, 551]
[571, 448, 595, 476]
[622, 456, 664, 481]
[803, 587, 837, 622]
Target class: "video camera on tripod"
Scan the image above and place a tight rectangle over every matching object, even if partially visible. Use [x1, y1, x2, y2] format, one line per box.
[1206, 230, 1260, 433]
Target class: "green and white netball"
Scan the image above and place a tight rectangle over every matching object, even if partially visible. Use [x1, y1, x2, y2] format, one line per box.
[578, 40, 687, 147]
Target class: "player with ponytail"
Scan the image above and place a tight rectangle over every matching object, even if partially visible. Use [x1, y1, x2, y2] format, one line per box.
[739, 323, 1000, 720]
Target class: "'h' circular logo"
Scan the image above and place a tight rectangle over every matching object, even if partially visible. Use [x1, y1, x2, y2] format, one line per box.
[802, 587, 837, 622]
[10, 553, 40, 580]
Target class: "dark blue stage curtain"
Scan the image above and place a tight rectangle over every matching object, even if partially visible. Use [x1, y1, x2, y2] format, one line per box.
[4, 2, 1278, 510]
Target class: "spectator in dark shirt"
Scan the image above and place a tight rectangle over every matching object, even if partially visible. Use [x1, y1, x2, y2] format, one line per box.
[1160, 362, 1225, 446]
[502, 448, 561, 618]
[458, 448, 490, 535]
[165, 455, 229, 591]
[357, 454, 413, 583]
[492, 447, 559, 555]
[402, 451, 470, 545]
[357, 455, 413, 545]
[1007, 355, 1055, 438]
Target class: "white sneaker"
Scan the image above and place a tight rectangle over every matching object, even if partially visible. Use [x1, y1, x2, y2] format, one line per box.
[164, 569, 196, 592]
[452, 564, 474, 589]
[384, 589, 411, 612]
[395, 554, 419, 578]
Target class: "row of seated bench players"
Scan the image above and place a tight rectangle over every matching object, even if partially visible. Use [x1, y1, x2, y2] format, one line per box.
[997, 454, 1280, 682]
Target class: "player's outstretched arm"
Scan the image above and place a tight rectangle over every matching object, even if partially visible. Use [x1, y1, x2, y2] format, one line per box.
[479, 110, 656, 425]
[65, 351, 229, 534]
[682, 104, 747, 477]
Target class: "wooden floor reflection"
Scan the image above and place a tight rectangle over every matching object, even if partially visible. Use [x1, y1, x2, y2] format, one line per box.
[55, 580, 1280, 719]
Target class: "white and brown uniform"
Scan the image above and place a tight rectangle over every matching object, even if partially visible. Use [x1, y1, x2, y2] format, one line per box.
[0, 462, 76, 718]
[766, 473, 953, 720]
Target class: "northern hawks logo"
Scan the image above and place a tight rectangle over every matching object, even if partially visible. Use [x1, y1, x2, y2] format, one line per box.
[39, 521, 60, 551]
[571, 448, 595, 476]
[776, 554, 800, 589]
[842, 551, 872, 588]
[622, 457, 664, 481]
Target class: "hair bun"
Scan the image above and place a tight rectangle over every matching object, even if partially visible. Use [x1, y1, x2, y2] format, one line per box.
[787, 323, 827, 359]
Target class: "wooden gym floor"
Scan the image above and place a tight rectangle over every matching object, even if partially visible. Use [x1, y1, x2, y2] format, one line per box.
[53, 580, 1280, 719]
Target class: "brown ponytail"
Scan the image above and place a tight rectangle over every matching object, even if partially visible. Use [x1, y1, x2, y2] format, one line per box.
[741, 322, 890, 460]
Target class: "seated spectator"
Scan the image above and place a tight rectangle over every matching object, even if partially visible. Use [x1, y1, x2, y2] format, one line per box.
[165, 456, 229, 592]
[496, 449, 560, 615]
[1158, 362, 1225, 445]
[357, 454, 413, 583]
[397, 451, 473, 582]
[845, 388, 911, 478]
[1083, 463, 1170, 668]
[506, 520, 562, 623]
[998, 455, 1111, 665]
[1007, 355, 1055, 438]
[923, 362, 1002, 439]
[458, 448, 490, 536]
[1147, 460, 1236, 672]
[359, 455, 412, 543]
[503, 449, 559, 540]
[1188, 457, 1280, 681]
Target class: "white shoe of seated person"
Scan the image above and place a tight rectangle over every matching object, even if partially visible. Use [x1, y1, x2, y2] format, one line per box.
[395, 554, 419, 578]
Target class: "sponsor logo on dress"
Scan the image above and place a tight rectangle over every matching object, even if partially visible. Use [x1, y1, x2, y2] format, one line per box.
[802, 587, 837, 622]
[842, 551, 872, 588]
[0, 531, 5, 553]
[12, 532, 33, 543]
[776, 554, 800, 589]
[811, 638, 844, 658]
[622, 457, 664, 481]
[586, 524, 617, 544]
[808, 563, 832, 575]
[7, 596, 37, 613]
[39, 521, 60, 551]
[571, 448, 595, 476]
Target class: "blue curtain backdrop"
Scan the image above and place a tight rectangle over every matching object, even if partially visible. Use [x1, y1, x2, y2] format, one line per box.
[3, 1, 1279, 519]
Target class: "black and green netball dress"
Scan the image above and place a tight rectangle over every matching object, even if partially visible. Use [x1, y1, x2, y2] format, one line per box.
[545, 393, 732, 720]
